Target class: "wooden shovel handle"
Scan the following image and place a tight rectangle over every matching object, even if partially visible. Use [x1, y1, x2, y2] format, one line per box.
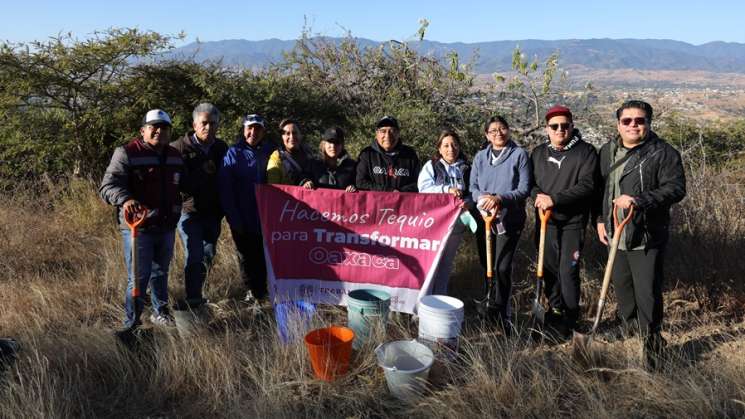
[592, 205, 634, 332]
[484, 214, 494, 279]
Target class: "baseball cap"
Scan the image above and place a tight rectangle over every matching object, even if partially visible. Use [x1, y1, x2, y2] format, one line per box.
[243, 114, 266, 128]
[545, 105, 573, 122]
[321, 127, 345, 143]
[376, 115, 399, 130]
[143, 109, 172, 126]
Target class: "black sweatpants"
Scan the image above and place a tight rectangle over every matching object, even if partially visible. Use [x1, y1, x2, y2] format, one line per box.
[232, 231, 268, 299]
[611, 247, 665, 337]
[536, 225, 585, 325]
[476, 222, 521, 317]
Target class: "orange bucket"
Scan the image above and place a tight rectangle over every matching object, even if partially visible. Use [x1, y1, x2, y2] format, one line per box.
[304, 326, 355, 381]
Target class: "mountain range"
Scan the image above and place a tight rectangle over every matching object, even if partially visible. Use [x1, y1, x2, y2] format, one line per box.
[168, 37, 745, 74]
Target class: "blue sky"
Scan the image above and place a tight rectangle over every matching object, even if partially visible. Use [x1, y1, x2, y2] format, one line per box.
[2, 0, 743, 45]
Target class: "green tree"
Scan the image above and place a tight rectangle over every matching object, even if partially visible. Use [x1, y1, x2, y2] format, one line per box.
[0, 28, 177, 178]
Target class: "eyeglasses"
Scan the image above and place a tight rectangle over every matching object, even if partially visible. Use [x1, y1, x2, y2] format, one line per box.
[548, 123, 571, 131]
[487, 128, 508, 135]
[620, 117, 647, 126]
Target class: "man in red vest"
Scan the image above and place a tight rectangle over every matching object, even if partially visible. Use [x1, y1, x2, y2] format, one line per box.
[100, 109, 186, 331]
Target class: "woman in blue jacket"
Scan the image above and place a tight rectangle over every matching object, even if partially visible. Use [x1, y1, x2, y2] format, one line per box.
[470, 116, 531, 330]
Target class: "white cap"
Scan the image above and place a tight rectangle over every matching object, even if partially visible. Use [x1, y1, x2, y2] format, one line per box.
[143, 109, 172, 126]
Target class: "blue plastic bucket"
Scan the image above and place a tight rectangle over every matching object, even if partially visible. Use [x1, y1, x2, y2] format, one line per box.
[347, 289, 391, 349]
[275, 300, 316, 344]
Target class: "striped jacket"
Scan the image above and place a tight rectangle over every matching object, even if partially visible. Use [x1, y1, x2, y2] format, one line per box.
[99, 138, 185, 231]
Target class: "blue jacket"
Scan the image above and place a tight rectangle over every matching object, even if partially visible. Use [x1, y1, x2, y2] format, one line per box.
[470, 140, 532, 233]
[218, 138, 277, 234]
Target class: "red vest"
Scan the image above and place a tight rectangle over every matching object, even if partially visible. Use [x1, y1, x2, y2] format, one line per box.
[124, 138, 184, 230]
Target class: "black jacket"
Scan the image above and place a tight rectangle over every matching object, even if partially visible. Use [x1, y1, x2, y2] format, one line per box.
[170, 133, 229, 216]
[313, 154, 357, 189]
[595, 132, 686, 249]
[530, 134, 600, 229]
[356, 140, 420, 192]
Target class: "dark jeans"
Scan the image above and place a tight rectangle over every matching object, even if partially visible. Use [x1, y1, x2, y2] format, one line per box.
[232, 231, 268, 299]
[177, 212, 222, 302]
[611, 247, 665, 337]
[121, 229, 175, 328]
[537, 225, 585, 326]
[476, 222, 521, 320]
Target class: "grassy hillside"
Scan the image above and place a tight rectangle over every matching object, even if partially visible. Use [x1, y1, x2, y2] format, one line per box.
[0, 161, 743, 417]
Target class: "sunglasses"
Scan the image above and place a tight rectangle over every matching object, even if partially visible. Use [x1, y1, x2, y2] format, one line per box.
[548, 123, 571, 131]
[620, 117, 647, 126]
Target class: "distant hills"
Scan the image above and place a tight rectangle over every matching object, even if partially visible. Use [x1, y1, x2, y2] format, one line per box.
[168, 37, 745, 74]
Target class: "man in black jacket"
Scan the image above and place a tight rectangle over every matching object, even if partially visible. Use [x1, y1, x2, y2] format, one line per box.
[356, 116, 420, 192]
[596, 100, 686, 370]
[170, 103, 229, 307]
[531, 105, 599, 337]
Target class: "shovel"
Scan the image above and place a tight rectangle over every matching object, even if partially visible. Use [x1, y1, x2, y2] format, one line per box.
[531, 208, 552, 325]
[572, 204, 634, 353]
[474, 208, 496, 316]
[124, 206, 147, 325]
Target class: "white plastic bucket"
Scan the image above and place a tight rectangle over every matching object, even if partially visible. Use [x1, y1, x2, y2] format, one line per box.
[417, 295, 464, 359]
[375, 340, 434, 401]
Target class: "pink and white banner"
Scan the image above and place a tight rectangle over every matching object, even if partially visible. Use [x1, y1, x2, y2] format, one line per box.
[255, 185, 460, 313]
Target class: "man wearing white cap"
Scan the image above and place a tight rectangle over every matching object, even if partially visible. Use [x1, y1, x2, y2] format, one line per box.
[218, 113, 277, 304]
[100, 109, 186, 330]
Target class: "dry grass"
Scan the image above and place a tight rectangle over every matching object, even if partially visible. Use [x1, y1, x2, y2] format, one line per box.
[0, 173, 743, 418]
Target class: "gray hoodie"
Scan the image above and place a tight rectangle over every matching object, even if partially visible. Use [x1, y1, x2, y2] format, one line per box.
[470, 141, 532, 233]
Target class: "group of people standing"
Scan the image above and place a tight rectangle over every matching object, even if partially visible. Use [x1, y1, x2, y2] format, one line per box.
[99, 99, 685, 369]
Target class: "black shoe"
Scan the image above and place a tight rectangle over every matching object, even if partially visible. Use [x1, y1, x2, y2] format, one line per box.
[0, 338, 19, 365]
[544, 308, 570, 340]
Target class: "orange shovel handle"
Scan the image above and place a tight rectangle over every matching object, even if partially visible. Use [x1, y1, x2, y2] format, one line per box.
[124, 207, 146, 235]
[124, 206, 146, 299]
[537, 208, 552, 278]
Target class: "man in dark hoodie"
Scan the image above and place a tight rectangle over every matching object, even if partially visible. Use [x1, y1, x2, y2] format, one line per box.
[170, 103, 228, 307]
[356, 116, 420, 192]
[530, 105, 599, 337]
[596, 100, 686, 370]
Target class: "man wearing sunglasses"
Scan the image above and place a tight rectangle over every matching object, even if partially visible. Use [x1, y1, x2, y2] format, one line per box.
[530, 105, 600, 338]
[595, 100, 686, 370]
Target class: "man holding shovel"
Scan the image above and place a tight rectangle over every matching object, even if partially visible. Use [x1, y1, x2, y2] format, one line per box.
[595, 100, 686, 370]
[530, 105, 599, 338]
[100, 109, 186, 331]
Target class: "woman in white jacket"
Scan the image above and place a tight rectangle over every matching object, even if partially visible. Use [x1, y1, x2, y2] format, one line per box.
[417, 129, 474, 295]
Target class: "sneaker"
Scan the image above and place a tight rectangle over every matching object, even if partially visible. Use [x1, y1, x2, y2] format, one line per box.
[149, 313, 176, 327]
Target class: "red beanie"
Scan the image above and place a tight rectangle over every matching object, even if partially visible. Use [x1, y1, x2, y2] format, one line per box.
[545, 105, 573, 122]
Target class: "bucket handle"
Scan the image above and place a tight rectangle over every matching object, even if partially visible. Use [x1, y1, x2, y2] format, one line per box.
[374, 343, 397, 371]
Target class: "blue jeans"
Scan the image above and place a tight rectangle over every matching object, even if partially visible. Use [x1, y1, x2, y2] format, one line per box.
[177, 213, 222, 302]
[121, 229, 175, 328]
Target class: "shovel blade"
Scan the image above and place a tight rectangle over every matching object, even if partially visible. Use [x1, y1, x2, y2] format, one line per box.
[531, 300, 546, 325]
